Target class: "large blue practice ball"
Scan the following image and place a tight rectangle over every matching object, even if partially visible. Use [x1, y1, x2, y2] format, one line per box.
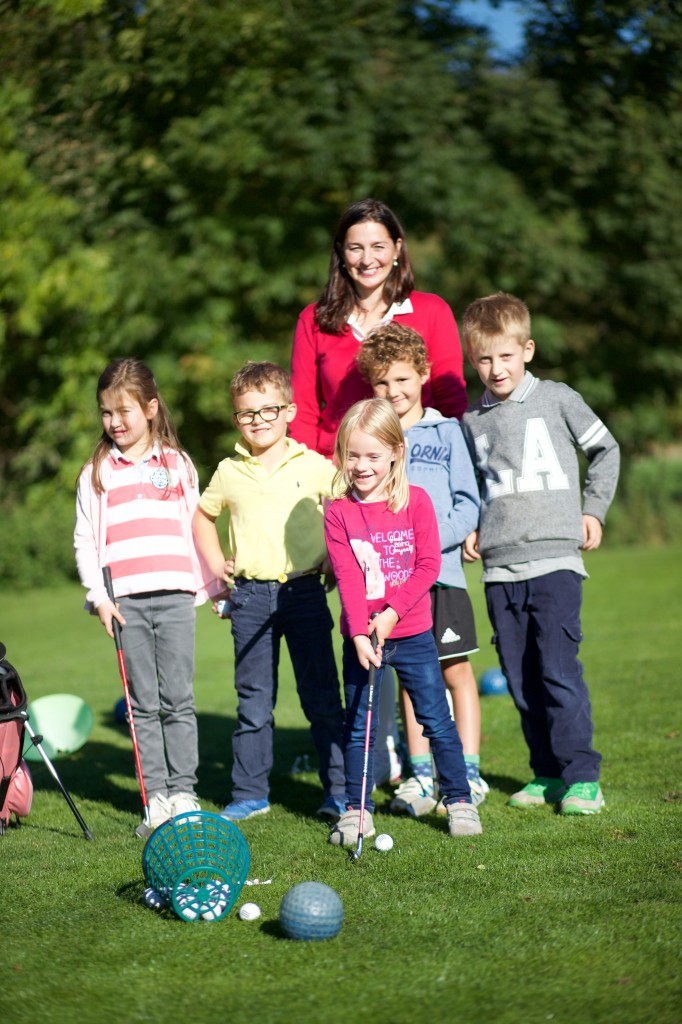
[114, 697, 129, 724]
[279, 882, 343, 941]
[479, 667, 509, 696]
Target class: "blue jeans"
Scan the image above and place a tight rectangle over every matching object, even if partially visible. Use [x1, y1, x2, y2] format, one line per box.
[117, 591, 198, 799]
[228, 576, 345, 802]
[342, 630, 470, 811]
[485, 571, 601, 784]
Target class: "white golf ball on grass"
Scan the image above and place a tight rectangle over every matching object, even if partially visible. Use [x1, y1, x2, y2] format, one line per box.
[239, 902, 262, 921]
[143, 886, 167, 910]
[374, 833, 394, 852]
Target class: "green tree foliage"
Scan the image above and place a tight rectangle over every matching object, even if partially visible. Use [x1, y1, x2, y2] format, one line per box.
[0, 0, 680, 583]
[482, 0, 682, 450]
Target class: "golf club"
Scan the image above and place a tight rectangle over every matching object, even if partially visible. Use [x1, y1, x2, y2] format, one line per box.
[23, 720, 94, 840]
[102, 566, 152, 838]
[352, 624, 380, 862]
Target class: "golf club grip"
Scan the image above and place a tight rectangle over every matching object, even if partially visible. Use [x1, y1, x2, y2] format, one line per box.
[369, 611, 379, 651]
[102, 566, 123, 650]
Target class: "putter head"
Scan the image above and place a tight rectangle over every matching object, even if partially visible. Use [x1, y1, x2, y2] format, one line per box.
[135, 809, 154, 840]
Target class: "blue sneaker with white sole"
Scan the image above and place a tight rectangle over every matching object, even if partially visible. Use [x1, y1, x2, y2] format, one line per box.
[316, 795, 348, 821]
[220, 799, 270, 821]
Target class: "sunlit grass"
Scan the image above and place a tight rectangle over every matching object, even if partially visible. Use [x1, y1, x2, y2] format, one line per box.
[2, 545, 680, 1024]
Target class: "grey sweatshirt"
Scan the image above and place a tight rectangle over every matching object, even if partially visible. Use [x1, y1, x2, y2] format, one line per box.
[461, 373, 620, 568]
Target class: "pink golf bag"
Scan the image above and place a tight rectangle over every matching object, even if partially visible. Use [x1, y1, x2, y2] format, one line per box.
[0, 643, 33, 834]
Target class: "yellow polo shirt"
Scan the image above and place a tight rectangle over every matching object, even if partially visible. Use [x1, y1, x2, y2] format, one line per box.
[199, 438, 336, 580]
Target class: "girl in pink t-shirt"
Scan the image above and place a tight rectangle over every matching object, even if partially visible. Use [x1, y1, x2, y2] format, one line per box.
[74, 358, 218, 835]
[324, 398, 482, 846]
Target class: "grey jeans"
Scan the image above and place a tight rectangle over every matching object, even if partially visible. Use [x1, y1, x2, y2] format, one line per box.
[117, 591, 198, 798]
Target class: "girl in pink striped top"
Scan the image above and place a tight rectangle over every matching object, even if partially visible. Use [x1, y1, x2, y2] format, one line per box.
[74, 358, 219, 835]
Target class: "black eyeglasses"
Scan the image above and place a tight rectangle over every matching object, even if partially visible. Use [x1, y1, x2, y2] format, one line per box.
[232, 404, 289, 426]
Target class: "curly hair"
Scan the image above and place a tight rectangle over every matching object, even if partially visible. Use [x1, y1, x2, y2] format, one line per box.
[356, 322, 430, 383]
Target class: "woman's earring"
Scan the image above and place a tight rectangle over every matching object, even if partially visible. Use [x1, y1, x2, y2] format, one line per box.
[393, 258, 399, 267]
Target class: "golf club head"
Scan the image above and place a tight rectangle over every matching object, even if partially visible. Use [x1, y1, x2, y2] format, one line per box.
[135, 807, 153, 840]
[352, 837, 363, 861]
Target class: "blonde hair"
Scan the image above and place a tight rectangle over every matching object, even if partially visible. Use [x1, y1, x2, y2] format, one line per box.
[85, 358, 189, 495]
[462, 292, 531, 357]
[230, 361, 293, 404]
[356, 322, 430, 382]
[332, 398, 409, 512]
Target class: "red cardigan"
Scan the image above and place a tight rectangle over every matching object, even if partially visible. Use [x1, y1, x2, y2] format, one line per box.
[290, 291, 467, 458]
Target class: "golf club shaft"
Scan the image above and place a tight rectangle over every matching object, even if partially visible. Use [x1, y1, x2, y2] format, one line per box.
[102, 566, 150, 822]
[24, 721, 94, 840]
[353, 626, 380, 861]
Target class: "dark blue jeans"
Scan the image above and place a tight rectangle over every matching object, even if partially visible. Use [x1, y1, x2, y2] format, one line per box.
[228, 576, 345, 802]
[342, 630, 470, 811]
[485, 571, 601, 784]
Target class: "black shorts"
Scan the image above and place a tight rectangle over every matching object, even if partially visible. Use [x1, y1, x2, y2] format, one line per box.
[430, 585, 479, 660]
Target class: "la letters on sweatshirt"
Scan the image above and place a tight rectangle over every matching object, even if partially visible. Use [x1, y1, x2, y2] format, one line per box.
[461, 373, 620, 568]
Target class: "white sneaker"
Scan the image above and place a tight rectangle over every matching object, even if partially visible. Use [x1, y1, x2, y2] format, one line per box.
[170, 792, 202, 817]
[148, 793, 173, 828]
[390, 776, 437, 817]
[446, 801, 482, 837]
[329, 808, 375, 846]
[436, 775, 490, 814]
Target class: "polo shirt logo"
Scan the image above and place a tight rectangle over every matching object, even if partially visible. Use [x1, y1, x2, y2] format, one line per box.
[149, 467, 171, 489]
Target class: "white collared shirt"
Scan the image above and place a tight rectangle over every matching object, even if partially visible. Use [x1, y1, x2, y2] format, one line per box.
[347, 297, 415, 341]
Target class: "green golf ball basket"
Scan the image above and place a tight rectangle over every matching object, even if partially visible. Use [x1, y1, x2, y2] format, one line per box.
[142, 812, 250, 923]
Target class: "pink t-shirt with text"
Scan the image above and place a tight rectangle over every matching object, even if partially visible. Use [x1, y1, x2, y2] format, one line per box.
[324, 485, 440, 639]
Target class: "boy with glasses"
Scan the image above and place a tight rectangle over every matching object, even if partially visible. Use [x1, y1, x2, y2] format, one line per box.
[193, 362, 346, 821]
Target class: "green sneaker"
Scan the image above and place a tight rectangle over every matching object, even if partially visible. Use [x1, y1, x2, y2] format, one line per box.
[560, 782, 605, 815]
[508, 777, 566, 809]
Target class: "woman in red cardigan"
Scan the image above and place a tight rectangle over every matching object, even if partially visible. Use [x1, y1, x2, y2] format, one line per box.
[290, 198, 467, 459]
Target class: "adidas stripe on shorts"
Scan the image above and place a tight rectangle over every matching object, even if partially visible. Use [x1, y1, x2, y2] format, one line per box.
[430, 584, 479, 660]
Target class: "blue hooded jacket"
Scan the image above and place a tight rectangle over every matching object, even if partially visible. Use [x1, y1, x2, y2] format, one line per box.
[404, 408, 480, 589]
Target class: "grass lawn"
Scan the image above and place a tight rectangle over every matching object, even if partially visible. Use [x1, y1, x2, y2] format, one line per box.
[1, 545, 680, 1024]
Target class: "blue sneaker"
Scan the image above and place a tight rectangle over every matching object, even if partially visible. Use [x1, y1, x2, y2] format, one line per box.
[220, 799, 270, 821]
[316, 795, 347, 821]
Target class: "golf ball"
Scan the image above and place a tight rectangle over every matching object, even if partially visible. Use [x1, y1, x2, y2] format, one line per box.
[174, 883, 199, 921]
[374, 833, 394, 852]
[239, 902, 262, 921]
[279, 882, 343, 941]
[143, 886, 166, 909]
[201, 881, 232, 921]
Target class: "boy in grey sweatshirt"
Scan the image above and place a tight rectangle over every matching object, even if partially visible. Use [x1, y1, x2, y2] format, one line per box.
[461, 292, 619, 815]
